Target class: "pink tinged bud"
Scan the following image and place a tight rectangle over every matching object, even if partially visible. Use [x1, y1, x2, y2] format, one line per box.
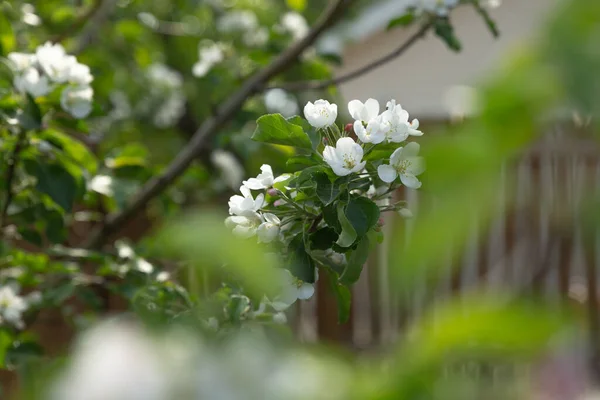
[344, 123, 354, 134]
[273, 199, 285, 207]
[377, 218, 385, 227]
[267, 188, 278, 197]
[322, 137, 328, 144]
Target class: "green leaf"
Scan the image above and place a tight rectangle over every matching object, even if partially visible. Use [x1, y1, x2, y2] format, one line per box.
[286, 0, 306, 12]
[18, 95, 42, 131]
[18, 228, 43, 247]
[314, 172, 342, 205]
[0, 13, 15, 56]
[345, 197, 380, 238]
[286, 156, 319, 170]
[336, 202, 357, 248]
[340, 236, 370, 285]
[434, 17, 462, 52]
[288, 233, 316, 283]
[0, 329, 12, 368]
[38, 129, 97, 174]
[309, 227, 338, 251]
[387, 13, 415, 30]
[325, 269, 351, 324]
[252, 114, 312, 149]
[24, 160, 79, 212]
[473, 2, 500, 37]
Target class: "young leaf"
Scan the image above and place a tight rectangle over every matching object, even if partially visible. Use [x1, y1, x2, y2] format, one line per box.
[38, 129, 98, 174]
[336, 201, 357, 248]
[434, 17, 462, 52]
[252, 114, 312, 149]
[345, 197, 380, 238]
[24, 160, 79, 212]
[314, 172, 341, 205]
[339, 236, 370, 285]
[387, 13, 415, 30]
[288, 234, 316, 283]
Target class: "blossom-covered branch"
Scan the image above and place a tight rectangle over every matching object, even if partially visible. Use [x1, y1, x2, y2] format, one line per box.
[83, 0, 355, 249]
[268, 21, 433, 92]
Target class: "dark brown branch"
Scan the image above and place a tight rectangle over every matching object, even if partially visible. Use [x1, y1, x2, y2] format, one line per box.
[0, 129, 27, 230]
[83, 0, 353, 249]
[267, 21, 433, 92]
[51, 0, 104, 44]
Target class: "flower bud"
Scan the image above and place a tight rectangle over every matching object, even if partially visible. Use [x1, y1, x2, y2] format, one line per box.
[322, 137, 328, 144]
[344, 123, 354, 134]
[377, 218, 385, 227]
[267, 188, 278, 197]
[273, 199, 285, 207]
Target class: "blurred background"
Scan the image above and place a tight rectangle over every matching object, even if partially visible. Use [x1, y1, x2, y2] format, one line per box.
[1, 0, 600, 399]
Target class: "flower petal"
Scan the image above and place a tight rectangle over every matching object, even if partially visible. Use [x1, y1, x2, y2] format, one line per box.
[297, 284, 315, 300]
[406, 156, 425, 176]
[348, 100, 364, 120]
[378, 164, 398, 183]
[389, 147, 404, 165]
[400, 173, 422, 189]
[364, 98, 380, 120]
[402, 142, 420, 157]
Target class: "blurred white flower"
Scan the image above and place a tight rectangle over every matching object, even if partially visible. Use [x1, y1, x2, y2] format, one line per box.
[68, 62, 93, 85]
[280, 12, 309, 41]
[0, 285, 27, 329]
[217, 10, 258, 33]
[244, 26, 269, 47]
[36, 42, 76, 83]
[51, 320, 169, 400]
[89, 175, 114, 197]
[225, 211, 264, 238]
[304, 99, 337, 129]
[25, 291, 42, 305]
[377, 142, 424, 188]
[136, 258, 154, 274]
[323, 137, 366, 177]
[398, 208, 414, 219]
[61, 85, 93, 118]
[271, 269, 314, 311]
[14, 67, 50, 97]
[21, 3, 41, 26]
[147, 63, 183, 90]
[192, 42, 224, 77]
[211, 149, 244, 190]
[443, 85, 479, 120]
[257, 213, 281, 243]
[7, 52, 35, 72]
[264, 88, 299, 117]
[156, 271, 170, 282]
[153, 93, 185, 128]
[243, 164, 275, 190]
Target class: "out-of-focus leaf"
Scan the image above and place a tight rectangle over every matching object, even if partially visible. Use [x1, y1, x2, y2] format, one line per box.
[23, 160, 79, 212]
[473, 2, 499, 37]
[18, 95, 42, 131]
[434, 17, 461, 52]
[286, 0, 306, 12]
[387, 13, 415, 30]
[340, 236, 369, 285]
[324, 269, 351, 324]
[288, 233, 316, 283]
[0, 13, 14, 56]
[38, 129, 97, 174]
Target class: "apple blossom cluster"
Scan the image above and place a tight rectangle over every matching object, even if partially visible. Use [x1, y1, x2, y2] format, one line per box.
[224, 97, 425, 310]
[306, 98, 424, 188]
[0, 284, 31, 329]
[7, 42, 94, 119]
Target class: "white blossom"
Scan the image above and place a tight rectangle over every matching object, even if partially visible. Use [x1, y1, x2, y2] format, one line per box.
[377, 142, 425, 188]
[68, 62, 93, 85]
[7, 52, 35, 72]
[303, 99, 337, 129]
[244, 27, 269, 47]
[0, 285, 27, 329]
[271, 269, 314, 311]
[211, 150, 244, 190]
[156, 271, 170, 282]
[243, 164, 275, 190]
[147, 63, 182, 90]
[257, 213, 281, 243]
[36, 42, 76, 83]
[280, 12, 309, 41]
[323, 137, 366, 177]
[217, 10, 258, 33]
[21, 3, 41, 26]
[228, 185, 265, 216]
[153, 93, 185, 128]
[89, 175, 114, 197]
[348, 98, 385, 144]
[398, 208, 414, 219]
[61, 85, 93, 119]
[192, 43, 224, 77]
[225, 211, 263, 238]
[14, 67, 50, 97]
[385, 99, 422, 137]
[264, 89, 299, 117]
[135, 258, 154, 274]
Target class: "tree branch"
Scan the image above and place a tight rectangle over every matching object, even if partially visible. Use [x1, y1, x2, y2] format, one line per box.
[267, 21, 433, 92]
[51, 0, 104, 44]
[83, 0, 354, 249]
[0, 129, 27, 230]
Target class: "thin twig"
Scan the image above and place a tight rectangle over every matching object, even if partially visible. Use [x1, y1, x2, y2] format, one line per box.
[0, 129, 27, 230]
[83, 0, 354, 249]
[267, 21, 434, 92]
[51, 0, 104, 44]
